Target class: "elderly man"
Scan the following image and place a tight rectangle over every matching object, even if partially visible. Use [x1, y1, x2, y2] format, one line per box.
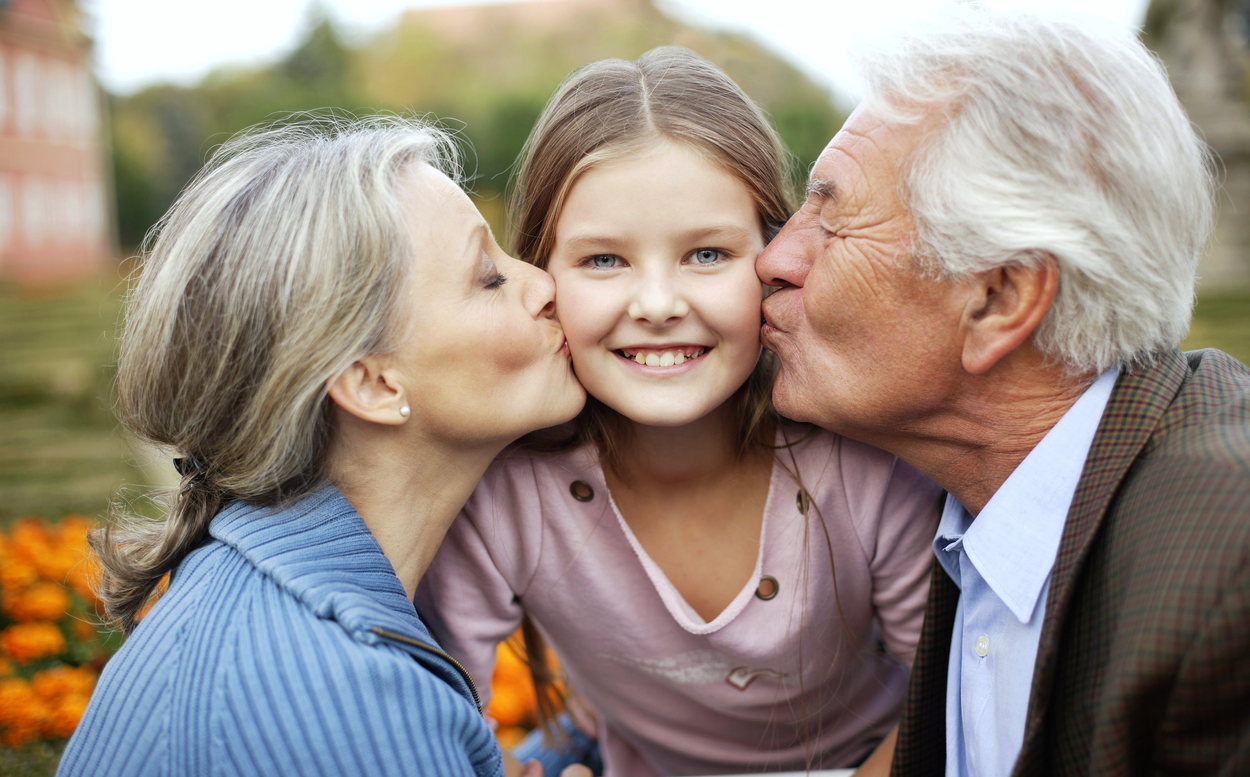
[757, 11, 1249, 777]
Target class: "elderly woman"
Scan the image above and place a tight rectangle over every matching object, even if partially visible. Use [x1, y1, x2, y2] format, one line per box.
[57, 117, 585, 777]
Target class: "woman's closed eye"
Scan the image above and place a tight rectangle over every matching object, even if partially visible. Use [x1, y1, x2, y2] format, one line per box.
[477, 252, 508, 289]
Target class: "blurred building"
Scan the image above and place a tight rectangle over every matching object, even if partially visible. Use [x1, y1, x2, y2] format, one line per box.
[1148, 0, 1250, 290]
[0, 0, 112, 284]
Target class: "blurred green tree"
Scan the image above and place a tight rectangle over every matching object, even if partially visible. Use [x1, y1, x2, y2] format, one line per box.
[107, 0, 844, 247]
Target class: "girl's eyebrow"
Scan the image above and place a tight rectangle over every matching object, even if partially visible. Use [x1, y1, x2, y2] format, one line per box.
[559, 234, 629, 253]
[561, 225, 755, 253]
[677, 225, 756, 244]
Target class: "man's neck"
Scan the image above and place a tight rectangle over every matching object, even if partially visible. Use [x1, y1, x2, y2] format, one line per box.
[877, 361, 1097, 516]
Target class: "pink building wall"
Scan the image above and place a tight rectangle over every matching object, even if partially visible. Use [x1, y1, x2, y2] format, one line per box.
[0, 0, 113, 284]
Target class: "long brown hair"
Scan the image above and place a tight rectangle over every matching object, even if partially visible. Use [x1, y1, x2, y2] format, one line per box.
[506, 46, 799, 739]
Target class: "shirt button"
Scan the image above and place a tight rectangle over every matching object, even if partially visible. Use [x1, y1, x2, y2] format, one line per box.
[569, 480, 594, 502]
[796, 489, 811, 515]
[974, 635, 990, 657]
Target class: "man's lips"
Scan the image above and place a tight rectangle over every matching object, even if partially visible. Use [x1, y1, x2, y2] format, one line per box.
[760, 300, 786, 336]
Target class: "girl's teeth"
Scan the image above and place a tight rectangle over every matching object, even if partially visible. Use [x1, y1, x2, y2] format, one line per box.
[628, 348, 704, 365]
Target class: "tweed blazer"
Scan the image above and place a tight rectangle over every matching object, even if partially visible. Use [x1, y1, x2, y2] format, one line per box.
[892, 348, 1250, 777]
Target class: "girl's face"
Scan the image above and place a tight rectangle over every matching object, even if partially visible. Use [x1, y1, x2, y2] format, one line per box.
[546, 140, 765, 428]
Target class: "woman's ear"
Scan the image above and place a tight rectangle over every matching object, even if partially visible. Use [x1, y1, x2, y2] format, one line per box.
[960, 255, 1059, 375]
[327, 355, 410, 425]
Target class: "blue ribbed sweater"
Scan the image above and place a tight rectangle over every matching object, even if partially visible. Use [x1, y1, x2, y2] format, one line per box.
[57, 485, 504, 777]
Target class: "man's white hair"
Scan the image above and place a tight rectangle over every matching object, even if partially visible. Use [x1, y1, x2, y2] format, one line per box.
[857, 10, 1216, 375]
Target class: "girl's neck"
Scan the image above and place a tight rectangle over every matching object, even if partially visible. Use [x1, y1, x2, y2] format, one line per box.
[607, 402, 765, 488]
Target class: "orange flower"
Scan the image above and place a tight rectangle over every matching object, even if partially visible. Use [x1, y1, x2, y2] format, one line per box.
[0, 656, 13, 677]
[32, 665, 96, 700]
[36, 548, 82, 583]
[496, 725, 528, 749]
[0, 678, 46, 748]
[5, 581, 72, 621]
[65, 555, 102, 604]
[45, 691, 91, 739]
[56, 516, 96, 546]
[1, 622, 67, 663]
[0, 557, 39, 591]
[10, 517, 51, 548]
[488, 642, 538, 727]
[487, 685, 535, 728]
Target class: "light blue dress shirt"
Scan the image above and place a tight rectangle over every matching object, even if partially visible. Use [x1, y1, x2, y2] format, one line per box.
[935, 368, 1118, 777]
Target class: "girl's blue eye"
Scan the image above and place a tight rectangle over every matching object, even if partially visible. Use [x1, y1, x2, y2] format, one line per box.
[690, 248, 723, 265]
[587, 254, 622, 269]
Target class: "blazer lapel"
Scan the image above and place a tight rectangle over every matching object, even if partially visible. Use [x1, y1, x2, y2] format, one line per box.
[1013, 350, 1190, 771]
[893, 557, 960, 777]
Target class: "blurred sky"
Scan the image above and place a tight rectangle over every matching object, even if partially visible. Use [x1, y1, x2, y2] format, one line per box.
[84, 0, 1150, 102]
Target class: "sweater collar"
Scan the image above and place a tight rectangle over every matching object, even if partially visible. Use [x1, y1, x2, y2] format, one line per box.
[208, 483, 436, 646]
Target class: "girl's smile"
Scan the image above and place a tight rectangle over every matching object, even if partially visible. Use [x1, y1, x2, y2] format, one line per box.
[616, 345, 709, 369]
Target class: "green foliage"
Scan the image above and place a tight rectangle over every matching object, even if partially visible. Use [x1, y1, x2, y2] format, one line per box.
[0, 740, 63, 777]
[105, 0, 844, 246]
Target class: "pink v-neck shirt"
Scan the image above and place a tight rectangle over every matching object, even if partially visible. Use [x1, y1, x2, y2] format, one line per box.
[417, 427, 940, 776]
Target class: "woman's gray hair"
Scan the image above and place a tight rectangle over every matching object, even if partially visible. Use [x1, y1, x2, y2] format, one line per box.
[97, 114, 458, 632]
[857, 10, 1216, 375]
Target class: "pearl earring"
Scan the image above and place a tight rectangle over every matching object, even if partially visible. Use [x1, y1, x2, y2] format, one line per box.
[399, 405, 410, 419]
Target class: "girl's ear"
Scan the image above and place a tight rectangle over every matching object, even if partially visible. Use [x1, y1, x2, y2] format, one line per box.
[327, 355, 410, 425]
[960, 255, 1059, 375]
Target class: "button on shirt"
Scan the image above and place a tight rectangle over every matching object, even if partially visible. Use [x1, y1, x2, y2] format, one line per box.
[935, 368, 1118, 777]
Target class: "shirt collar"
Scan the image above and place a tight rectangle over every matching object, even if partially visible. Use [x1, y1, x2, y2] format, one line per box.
[935, 367, 1119, 622]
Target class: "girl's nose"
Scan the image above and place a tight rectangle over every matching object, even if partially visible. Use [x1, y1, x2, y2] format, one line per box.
[627, 268, 689, 325]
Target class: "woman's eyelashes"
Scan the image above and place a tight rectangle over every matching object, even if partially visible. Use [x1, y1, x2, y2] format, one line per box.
[478, 254, 508, 289]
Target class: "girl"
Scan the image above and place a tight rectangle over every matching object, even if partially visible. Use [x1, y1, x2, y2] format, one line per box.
[418, 48, 939, 776]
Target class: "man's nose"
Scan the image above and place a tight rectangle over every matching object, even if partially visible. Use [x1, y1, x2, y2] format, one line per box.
[756, 219, 808, 289]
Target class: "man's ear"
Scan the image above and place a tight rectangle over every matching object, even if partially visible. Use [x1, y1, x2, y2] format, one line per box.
[327, 355, 409, 425]
[960, 255, 1059, 375]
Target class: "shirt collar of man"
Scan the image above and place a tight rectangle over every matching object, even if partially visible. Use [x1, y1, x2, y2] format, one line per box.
[935, 367, 1120, 623]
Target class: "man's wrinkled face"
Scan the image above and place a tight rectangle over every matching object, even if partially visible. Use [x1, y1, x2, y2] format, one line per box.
[756, 107, 969, 441]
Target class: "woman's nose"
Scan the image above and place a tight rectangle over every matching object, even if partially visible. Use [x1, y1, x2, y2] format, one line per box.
[627, 268, 689, 325]
[514, 258, 557, 319]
